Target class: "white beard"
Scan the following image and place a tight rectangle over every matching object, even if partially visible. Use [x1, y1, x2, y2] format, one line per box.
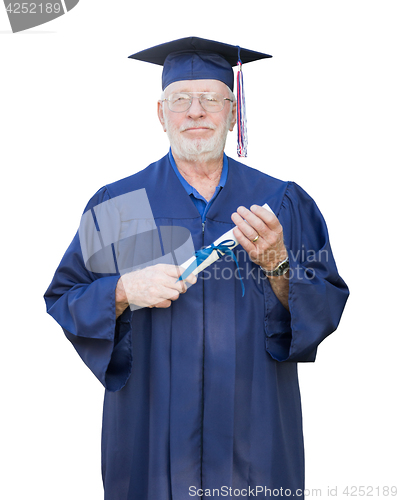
[164, 112, 232, 163]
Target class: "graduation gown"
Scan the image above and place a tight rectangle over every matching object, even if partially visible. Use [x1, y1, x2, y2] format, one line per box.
[44, 153, 349, 500]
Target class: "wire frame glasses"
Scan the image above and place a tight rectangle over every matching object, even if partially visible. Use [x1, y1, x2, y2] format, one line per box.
[162, 92, 233, 113]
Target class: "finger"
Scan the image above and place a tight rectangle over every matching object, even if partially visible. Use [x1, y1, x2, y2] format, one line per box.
[178, 268, 197, 285]
[236, 206, 270, 236]
[163, 273, 190, 295]
[154, 299, 172, 308]
[231, 210, 262, 242]
[175, 278, 188, 294]
[149, 285, 181, 306]
[162, 264, 197, 285]
[154, 277, 185, 299]
[233, 226, 258, 255]
[172, 265, 197, 285]
[249, 205, 282, 233]
[158, 264, 183, 278]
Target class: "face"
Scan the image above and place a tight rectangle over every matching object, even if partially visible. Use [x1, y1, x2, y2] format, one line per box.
[157, 79, 236, 162]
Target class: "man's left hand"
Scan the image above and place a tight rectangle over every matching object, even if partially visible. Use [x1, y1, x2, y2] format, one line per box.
[231, 205, 287, 271]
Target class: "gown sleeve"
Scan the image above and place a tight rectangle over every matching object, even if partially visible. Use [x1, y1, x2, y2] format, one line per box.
[264, 181, 349, 362]
[44, 187, 133, 392]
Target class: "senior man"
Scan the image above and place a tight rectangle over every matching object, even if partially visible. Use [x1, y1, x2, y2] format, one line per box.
[45, 37, 349, 500]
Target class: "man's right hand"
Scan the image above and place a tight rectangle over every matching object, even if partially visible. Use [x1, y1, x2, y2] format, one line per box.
[115, 264, 197, 318]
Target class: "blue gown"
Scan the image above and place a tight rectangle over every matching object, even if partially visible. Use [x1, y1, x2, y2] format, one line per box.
[44, 153, 349, 499]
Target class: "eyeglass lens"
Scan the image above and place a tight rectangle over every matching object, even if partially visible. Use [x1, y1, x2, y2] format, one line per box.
[167, 93, 226, 113]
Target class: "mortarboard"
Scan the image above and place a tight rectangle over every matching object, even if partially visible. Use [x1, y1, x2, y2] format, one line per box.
[128, 37, 272, 157]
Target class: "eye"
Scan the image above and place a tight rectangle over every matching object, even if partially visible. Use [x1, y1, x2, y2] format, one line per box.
[203, 93, 218, 102]
[170, 93, 191, 104]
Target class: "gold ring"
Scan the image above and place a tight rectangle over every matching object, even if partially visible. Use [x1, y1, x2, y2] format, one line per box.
[252, 234, 260, 243]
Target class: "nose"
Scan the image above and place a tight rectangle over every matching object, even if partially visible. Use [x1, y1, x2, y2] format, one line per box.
[186, 96, 206, 119]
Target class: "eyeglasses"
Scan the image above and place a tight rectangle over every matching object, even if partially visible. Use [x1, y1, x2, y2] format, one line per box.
[161, 92, 234, 113]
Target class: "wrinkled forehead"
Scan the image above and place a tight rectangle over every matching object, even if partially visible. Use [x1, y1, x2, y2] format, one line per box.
[164, 79, 232, 97]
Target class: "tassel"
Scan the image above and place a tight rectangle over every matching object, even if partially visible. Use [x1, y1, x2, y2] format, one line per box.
[236, 47, 248, 157]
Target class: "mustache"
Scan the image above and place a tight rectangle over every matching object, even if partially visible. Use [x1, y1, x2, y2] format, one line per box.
[179, 122, 217, 132]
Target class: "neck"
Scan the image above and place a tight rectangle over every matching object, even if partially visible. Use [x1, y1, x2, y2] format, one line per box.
[172, 148, 224, 201]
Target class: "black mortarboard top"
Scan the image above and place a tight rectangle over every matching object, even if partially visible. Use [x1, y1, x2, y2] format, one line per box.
[128, 37, 272, 157]
[128, 36, 272, 91]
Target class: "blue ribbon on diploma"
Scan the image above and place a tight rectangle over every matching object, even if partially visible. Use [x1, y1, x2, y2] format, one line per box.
[178, 239, 245, 297]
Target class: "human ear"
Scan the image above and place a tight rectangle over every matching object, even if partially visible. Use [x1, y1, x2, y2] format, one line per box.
[229, 100, 237, 131]
[157, 101, 167, 132]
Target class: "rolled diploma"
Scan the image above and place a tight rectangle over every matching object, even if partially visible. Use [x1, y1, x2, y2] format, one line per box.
[180, 202, 274, 276]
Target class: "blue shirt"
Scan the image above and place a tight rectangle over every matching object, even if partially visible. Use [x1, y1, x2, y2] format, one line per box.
[168, 149, 228, 223]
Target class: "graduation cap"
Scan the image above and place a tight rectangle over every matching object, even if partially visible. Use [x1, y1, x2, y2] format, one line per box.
[129, 37, 272, 157]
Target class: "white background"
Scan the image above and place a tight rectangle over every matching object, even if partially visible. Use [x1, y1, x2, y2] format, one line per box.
[1, 1, 398, 498]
